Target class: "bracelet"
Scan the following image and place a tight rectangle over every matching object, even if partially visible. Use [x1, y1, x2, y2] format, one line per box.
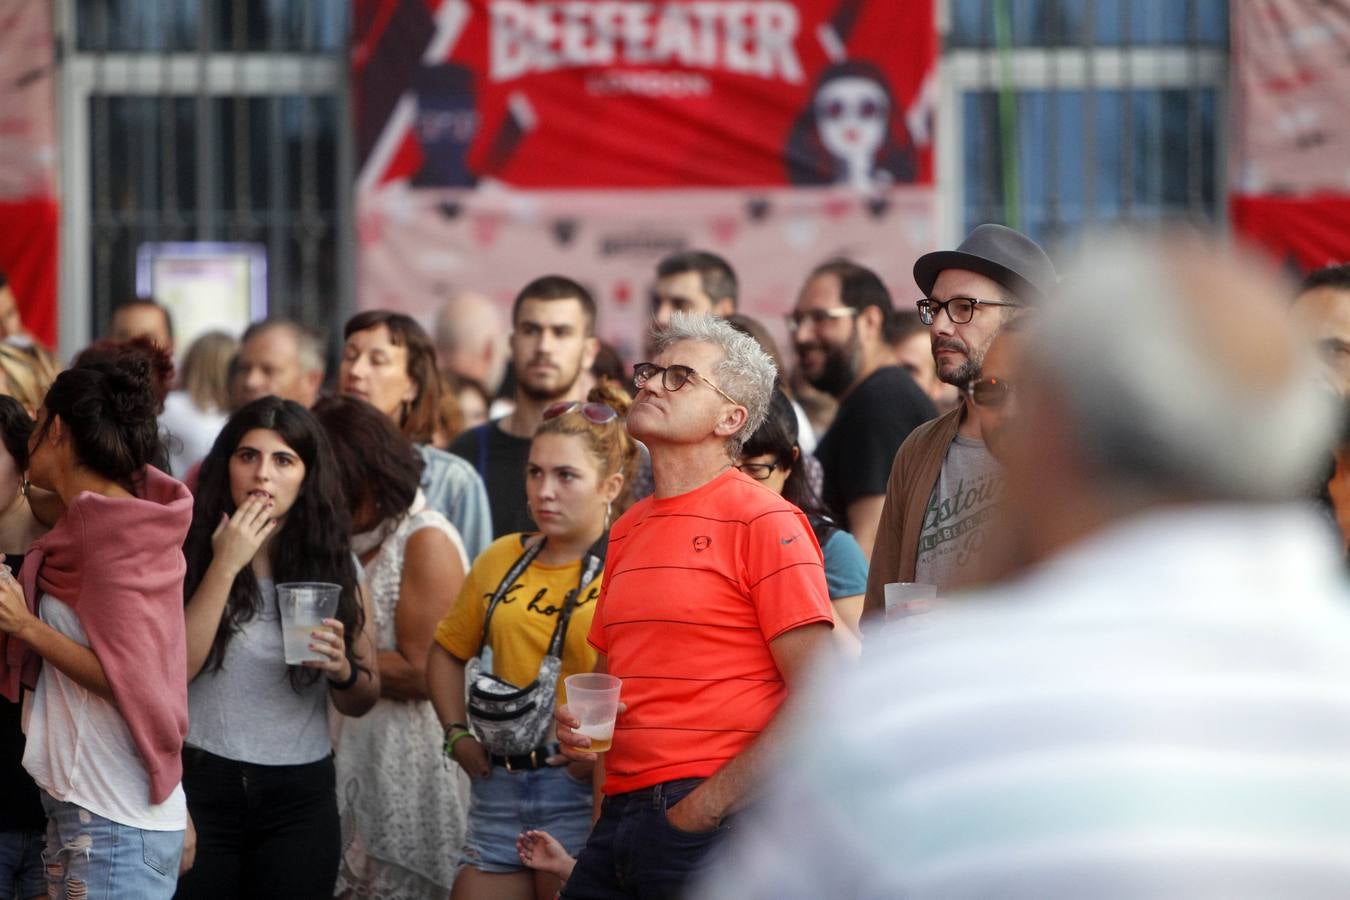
[443, 729, 475, 758]
[327, 660, 360, 691]
[443, 721, 469, 735]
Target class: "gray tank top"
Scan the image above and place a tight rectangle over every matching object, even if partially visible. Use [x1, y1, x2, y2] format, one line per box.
[186, 578, 331, 765]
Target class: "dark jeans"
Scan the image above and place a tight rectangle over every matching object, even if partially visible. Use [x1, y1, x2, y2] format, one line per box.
[561, 778, 732, 900]
[173, 748, 340, 900]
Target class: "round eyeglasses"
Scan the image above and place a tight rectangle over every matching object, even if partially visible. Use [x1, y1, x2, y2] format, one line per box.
[632, 362, 740, 406]
[734, 462, 779, 481]
[542, 401, 618, 424]
[916, 297, 1021, 326]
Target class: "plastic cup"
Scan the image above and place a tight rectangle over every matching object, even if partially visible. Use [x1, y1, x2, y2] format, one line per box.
[564, 673, 622, 752]
[884, 582, 937, 623]
[277, 582, 341, 665]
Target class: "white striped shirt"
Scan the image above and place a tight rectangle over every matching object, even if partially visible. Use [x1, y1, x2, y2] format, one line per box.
[702, 504, 1350, 899]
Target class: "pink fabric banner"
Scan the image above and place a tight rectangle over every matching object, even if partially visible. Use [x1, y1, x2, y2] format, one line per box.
[353, 0, 939, 359]
[1230, 0, 1350, 267]
[0, 1, 58, 346]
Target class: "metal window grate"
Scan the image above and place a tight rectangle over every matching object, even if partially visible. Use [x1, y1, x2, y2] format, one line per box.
[59, 0, 351, 358]
[941, 0, 1229, 248]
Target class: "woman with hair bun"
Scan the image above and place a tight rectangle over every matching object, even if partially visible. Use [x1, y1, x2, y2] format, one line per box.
[0, 344, 194, 898]
[429, 383, 637, 900]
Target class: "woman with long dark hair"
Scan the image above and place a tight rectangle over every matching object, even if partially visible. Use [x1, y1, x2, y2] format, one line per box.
[175, 397, 379, 900]
[0, 346, 193, 898]
[313, 395, 471, 899]
[738, 387, 867, 643]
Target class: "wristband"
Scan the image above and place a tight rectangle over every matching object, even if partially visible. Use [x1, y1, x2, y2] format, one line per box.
[443, 721, 470, 735]
[443, 729, 475, 757]
[327, 660, 360, 691]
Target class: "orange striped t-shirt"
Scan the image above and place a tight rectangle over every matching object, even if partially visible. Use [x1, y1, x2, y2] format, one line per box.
[588, 468, 833, 795]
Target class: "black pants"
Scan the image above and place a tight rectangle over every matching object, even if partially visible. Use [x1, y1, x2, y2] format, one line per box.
[561, 778, 732, 900]
[173, 747, 340, 900]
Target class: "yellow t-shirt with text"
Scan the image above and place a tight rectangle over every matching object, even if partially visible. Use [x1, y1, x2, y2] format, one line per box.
[435, 533, 602, 706]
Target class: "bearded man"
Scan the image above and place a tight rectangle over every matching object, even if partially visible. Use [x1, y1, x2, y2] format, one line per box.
[788, 259, 935, 557]
[863, 224, 1056, 605]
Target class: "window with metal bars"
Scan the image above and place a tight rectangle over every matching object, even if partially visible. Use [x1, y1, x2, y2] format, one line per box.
[941, 0, 1228, 247]
[59, 0, 350, 359]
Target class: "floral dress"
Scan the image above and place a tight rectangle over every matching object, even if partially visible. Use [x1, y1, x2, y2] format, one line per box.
[333, 502, 471, 899]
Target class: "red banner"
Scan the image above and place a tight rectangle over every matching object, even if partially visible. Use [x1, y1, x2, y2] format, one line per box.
[0, 2, 58, 347]
[1229, 0, 1350, 268]
[353, 0, 938, 360]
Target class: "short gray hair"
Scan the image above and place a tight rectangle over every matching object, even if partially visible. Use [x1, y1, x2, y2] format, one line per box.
[243, 319, 326, 376]
[650, 313, 777, 457]
[1029, 232, 1333, 501]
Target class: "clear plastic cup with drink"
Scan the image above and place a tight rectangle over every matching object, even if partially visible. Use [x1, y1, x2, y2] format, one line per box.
[277, 582, 341, 665]
[564, 673, 622, 752]
[883, 582, 936, 623]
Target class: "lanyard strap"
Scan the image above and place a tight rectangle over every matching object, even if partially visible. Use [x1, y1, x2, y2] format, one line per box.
[477, 535, 606, 662]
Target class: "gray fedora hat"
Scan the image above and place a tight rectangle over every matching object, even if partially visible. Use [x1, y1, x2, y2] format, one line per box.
[913, 223, 1058, 301]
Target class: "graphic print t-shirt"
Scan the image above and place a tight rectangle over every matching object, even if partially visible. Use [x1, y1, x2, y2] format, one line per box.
[435, 533, 602, 706]
[914, 435, 1002, 591]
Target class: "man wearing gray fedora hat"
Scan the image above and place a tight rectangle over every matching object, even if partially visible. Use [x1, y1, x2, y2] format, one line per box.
[864, 224, 1056, 613]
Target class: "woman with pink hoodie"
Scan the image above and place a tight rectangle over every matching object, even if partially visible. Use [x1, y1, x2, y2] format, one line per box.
[0, 344, 194, 898]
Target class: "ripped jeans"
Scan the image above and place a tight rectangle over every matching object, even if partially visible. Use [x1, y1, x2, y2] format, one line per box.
[39, 792, 183, 899]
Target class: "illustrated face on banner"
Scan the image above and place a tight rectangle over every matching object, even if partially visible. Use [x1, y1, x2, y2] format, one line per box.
[815, 76, 890, 172]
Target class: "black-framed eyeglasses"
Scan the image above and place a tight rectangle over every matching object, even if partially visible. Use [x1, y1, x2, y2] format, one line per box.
[916, 297, 1021, 326]
[735, 462, 779, 481]
[967, 376, 1012, 409]
[784, 307, 859, 331]
[543, 401, 618, 425]
[632, 362, 740, 406]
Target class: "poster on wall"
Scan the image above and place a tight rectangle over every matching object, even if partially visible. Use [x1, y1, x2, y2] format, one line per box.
[1229, 0, 1350, 271]
[0, 1, 59, 348]
[353, 0, 938, 362]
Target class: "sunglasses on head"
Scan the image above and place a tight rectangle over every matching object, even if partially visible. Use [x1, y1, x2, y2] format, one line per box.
[542, 401, 618, 425]
[967, 377, 1012, 409]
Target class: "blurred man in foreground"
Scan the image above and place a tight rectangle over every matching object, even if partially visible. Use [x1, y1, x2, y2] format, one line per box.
[703, 234, 1348, 899]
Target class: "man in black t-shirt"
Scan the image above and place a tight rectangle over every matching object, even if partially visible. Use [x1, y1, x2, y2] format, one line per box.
[789, 259, 936, 557]
[450, 276, 598, 538]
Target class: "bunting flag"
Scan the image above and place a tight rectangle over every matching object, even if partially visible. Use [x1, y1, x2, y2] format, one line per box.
[353, 0, 938, 361]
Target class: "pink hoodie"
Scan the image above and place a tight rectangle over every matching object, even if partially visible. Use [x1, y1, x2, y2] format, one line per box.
[0, 465, 192, 805]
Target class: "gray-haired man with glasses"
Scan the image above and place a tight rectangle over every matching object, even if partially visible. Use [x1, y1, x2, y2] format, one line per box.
[865, 224, 1056, 614]
[555, 314, 833, 899]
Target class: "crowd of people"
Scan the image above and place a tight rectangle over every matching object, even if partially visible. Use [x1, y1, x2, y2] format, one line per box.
[0, 225, 1348, 899]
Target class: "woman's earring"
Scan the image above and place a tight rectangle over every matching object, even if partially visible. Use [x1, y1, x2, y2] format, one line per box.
[604, 500, 612, 530]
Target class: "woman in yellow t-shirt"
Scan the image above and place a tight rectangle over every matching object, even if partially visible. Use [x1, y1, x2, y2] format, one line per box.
[428, 384, 637, 900]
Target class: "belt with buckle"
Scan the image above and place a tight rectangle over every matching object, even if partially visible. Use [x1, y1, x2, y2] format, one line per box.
[489, 742, 559, 772]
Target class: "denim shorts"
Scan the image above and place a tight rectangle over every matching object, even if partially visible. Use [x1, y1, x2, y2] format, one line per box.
[0, 828, 45, 899]
[460, 764, 593, 874]
[40, 792, 183, 900]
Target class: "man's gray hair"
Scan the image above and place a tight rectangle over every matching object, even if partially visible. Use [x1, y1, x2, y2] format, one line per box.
[651, 313, 778, 457]
[1028, 232, 1333, 501]
[242, 318, 326, 376]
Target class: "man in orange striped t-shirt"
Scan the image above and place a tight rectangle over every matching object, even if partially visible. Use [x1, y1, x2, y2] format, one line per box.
[557, 313, 833, 899]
